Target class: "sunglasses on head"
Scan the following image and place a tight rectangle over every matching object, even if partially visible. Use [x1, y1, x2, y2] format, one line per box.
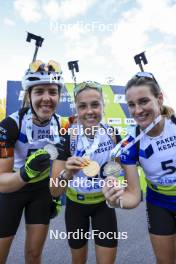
[74, 81, 102, 97]
[135, 71, 159, 86]
[29, 60, 62, 73]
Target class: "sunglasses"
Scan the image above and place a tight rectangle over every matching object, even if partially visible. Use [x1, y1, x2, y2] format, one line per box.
[74, 81, 102, 97]
[135, 71, 159, 86]
[29, 60, 62, 73]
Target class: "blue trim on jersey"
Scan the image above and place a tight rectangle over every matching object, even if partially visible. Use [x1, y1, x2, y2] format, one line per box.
[18, 132, 28, 143]
[120, 136, 138, 165]
[139, 144, 154, 159]
[146, 187, 176, 211]
[75, 150, 85, 157]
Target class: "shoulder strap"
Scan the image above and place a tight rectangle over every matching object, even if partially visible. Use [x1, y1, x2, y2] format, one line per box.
[16, 107, 29, 140]
[18, 107, 29, 133]
[53, 114, 61, 130]
[135, 125, 140, 163]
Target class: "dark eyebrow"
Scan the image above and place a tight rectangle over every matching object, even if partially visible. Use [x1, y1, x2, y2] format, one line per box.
[78, 100, 100, 105]
[128, 97, 149, 102]
[33, 87, 44, 92]
[138, 97, 150, 102]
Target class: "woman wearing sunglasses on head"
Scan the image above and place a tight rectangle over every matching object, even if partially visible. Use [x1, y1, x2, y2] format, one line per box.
[103, 72, 176, 264]
[0, 60, 67, 263]
[51, 81, 122, 264]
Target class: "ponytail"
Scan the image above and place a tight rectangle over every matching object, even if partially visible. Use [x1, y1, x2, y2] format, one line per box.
[161, 105, 175, 118]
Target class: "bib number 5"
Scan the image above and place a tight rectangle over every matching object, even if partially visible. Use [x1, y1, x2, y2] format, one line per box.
[161, 160, 176, 175]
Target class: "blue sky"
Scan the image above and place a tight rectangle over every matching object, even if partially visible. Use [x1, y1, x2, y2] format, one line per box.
[0, 0, 176, 109]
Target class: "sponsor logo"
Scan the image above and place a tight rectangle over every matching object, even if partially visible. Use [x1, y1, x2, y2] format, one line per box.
[114, 94, 126, 104]
[124, 118, 136, 125]
[108, 118, 122, 125]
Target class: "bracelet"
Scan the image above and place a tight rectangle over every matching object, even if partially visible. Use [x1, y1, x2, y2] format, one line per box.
[106, 200, 118, 208]
[106, 196, 123, 209]
[58, 170, 69, 183]
[119, 196, 123, 208]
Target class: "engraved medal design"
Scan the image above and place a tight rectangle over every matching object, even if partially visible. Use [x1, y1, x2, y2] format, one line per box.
[82, 160, 100, 177]
[44, 144, 58, 160]
[103, 161, 122, 178]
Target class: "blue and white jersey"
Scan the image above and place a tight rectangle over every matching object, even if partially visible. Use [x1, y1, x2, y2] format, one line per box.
[69, 132, 116, 194]
[0, 109, 62, 192]
[10, 111, 62, 170]
[57, 124, 121, 196]
[120, 118, 176, 210]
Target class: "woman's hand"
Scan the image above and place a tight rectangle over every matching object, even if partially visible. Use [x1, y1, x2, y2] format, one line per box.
[20, 149, 50, 183]
[102, 176, 124, 207]
[64, 156, 90, 179]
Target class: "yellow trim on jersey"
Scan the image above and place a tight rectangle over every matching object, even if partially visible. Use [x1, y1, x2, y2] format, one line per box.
[146, 179, 176, 196]
[66, 187, 105, 204]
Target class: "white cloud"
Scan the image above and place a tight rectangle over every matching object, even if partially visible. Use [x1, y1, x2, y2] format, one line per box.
[137, 0, 176, 36]
[3, 18, 15, 27]
[43, 0, 97, 21]
[14, 0, 42, 23]
[99, 0, 176, 109]
[1, 0, 176, 112]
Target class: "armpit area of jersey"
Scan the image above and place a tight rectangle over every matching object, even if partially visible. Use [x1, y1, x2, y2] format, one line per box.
[0, 117, 18, 144]
[0, 117, 18, 158]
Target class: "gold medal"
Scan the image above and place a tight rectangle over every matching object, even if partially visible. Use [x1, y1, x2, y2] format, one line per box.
[103, 161, 121, 178]
[82, 160, 100, 177]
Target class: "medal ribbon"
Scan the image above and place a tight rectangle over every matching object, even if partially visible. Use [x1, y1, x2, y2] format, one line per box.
[79, 124, 101, 157]
[110, 115, 162, 159]
[25, 108, 60, 144]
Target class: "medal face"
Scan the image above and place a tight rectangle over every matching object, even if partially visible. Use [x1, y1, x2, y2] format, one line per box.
[44, 144, 58, 160]
[103, 161, 121, 177]
[82, 160, 100, 177]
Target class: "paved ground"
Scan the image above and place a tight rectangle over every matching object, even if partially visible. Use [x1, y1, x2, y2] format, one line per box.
[7, 201, 155, 264]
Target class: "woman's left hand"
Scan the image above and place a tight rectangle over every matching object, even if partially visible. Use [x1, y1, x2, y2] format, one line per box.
[102, 176, 124, 207]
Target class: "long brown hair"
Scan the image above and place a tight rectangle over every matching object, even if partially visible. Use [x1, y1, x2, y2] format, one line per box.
[125, 76, 175, 118]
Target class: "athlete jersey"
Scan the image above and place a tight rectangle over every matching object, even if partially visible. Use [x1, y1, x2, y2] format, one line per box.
[57, 124, 121, 204]
[0, 109, 67, 192]
[120, 118, 176, 210]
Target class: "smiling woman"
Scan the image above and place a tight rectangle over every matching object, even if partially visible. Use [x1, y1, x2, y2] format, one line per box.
[103, 72, 176, 264]
[50, 81, 122, 264]
[29, 84, 60, 124]
[0, 59, 67, 263]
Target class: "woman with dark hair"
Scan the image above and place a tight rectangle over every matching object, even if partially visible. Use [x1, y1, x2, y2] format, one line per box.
[0, 60, 66, 263]
[103, 72, 176, 264]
